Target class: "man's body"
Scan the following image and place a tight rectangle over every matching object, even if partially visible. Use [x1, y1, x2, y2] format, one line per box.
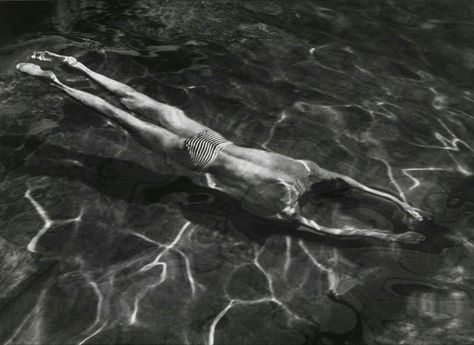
[16, 51, 425, 243]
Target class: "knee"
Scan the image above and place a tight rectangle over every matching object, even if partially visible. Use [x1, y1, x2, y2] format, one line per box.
[158, 106, 186, 127]
[167, 107, 186, 121]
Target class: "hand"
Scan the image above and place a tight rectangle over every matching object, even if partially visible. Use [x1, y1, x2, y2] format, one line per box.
[392, 231, 425, 244]
[405, 205, 424, 221]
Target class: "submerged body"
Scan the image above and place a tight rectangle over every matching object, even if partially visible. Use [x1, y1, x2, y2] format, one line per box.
[16, 51, 425, 245]
[203, 143, 314, 219]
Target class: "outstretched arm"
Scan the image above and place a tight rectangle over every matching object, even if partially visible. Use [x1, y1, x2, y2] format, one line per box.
[314, 166, 423, 221]
[295, 215, 424, 244]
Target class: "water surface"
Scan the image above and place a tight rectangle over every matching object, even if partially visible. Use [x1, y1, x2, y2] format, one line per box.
[1, 1, 474, 344]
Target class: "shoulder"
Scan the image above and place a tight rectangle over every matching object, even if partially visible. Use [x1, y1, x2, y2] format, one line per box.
[296, 159, 319, 174]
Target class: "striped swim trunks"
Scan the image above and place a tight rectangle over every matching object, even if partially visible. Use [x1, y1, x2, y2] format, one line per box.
[184, 129, 232, 171]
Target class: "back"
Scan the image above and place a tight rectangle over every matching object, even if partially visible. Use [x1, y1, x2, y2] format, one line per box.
[207, 145, 314, 219]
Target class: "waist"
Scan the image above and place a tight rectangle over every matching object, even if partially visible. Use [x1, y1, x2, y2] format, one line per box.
[184, 129, 233, 171]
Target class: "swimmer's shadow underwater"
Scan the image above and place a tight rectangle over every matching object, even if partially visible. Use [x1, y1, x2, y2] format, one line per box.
[20, 138, 451, 252]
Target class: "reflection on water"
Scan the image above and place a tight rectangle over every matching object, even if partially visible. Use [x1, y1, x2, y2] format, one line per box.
[1, 0, 474, 344]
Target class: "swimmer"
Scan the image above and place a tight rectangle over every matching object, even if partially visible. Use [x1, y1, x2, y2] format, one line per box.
[17, 51, 425, 244]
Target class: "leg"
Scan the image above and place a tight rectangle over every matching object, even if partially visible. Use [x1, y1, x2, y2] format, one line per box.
[31, 51, 208, 137]
[295, 214, 425, 244]
[16, 63, 192, 168]
[316, 167, 424, 221]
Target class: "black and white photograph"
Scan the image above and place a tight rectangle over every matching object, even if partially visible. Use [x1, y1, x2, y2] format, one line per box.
[0, 0, 473, 344]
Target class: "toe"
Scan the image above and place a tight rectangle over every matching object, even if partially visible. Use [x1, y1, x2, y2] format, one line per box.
[32, 51, 47, 61]
[40, 52, 51, 61]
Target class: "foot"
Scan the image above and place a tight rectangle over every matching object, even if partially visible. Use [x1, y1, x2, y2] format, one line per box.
[392, 231, 425, 244]
[16, 63, 59, 83]
[31, 51, 78, 67]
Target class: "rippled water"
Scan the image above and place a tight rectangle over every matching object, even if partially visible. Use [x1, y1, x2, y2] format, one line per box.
[1, 1, 474, 344]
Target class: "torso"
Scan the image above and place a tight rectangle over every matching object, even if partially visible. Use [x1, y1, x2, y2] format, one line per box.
[195, 144, 315, 220]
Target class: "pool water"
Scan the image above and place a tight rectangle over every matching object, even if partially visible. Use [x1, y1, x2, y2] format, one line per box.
[1, 1, 474, 344]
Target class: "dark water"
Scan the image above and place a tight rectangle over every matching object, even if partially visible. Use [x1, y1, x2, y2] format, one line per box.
[1, 1, 474, 344]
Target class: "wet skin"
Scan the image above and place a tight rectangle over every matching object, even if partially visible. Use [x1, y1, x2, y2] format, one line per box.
[16, 52, 425, 244]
